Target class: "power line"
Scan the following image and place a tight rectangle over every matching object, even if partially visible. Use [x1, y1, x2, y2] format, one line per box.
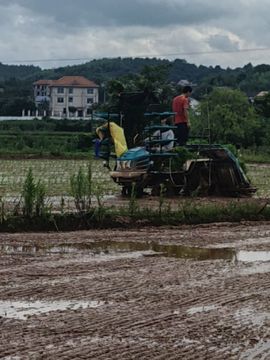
[5, 58, 93, 64]
[4, 47, 270, 64]
[160, 47, 270, 57]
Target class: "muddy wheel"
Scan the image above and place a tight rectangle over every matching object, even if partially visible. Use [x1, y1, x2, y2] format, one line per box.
[151, 184, 161, 196]
[121, 185, 144, 197]
[122, 186, 134, 197]
[165, 182, 181, 196]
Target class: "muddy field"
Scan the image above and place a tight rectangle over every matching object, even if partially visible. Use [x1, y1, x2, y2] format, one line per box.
[0, 223, 270, 359]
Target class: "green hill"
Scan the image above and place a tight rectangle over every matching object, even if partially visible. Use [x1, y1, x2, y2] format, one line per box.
[0, 63, 41, 81]
[1, 57, 270, 106]
[0, 57, 230, 84]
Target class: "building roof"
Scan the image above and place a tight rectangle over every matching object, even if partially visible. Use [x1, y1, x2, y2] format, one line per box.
[33, 76, 99, 88]
[33, 79, 53, 86]
[51, 76, 99, 88]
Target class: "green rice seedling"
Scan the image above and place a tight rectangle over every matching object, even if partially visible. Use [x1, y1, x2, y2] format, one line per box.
[0, 197, 6, 223]
[21, 168, 48, 217]
[128, 183, 138, 217]
[0, 158, 120, 197]
[12, 197, 21, 217]
[93, 184, 106, 224]
[161, 201, 173, 223]
[60, 196, 65, 215]
[69, 162, 92, 213]
[158, 183, 165, 219]
[180, 199, 195, 223]
[22, 168, 36, 217]
[35, 180, 46, 217]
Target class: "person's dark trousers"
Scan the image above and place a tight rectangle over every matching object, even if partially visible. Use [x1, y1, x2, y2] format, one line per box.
[175, 123, 189, 146]
[94, 139, 102, 157]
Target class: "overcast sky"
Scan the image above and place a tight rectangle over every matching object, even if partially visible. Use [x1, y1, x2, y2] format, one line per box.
[1, 0, 270, 69]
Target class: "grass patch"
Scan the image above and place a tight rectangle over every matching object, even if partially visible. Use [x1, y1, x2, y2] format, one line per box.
[241, 149, 270, 163]
[0, 199, 269, 232]
[247, 163, 270, 198]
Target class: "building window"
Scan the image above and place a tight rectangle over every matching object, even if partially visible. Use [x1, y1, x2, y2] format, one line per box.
[87, 98, 93, 104]
[68, 97, 73, 103]
[57, 87, 64, 94]
[87, 88, 94, 94]
[69, 88, 73, 94]
[57, 97, 64, 103]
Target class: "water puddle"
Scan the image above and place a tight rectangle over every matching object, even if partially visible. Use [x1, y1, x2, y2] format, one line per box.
[0, 299, 106, 320]
[236, 251, 270, 262]
[0, 242, 235, 261]
[235, 307, 270, 326]
[239, 340, 270, 360]
[209, 237, 270, 249]
[1, 242, 270, 263]
[186, 305, 218, 315]
[239, 263, 270, 275]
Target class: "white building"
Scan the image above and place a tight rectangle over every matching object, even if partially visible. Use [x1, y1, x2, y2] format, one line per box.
[33, 79, 52, 104]
[33, 76, 99, 117]
[177, 79, 197, 88]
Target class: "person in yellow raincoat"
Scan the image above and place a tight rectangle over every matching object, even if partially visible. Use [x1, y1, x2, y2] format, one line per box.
[95, 122, 128, 158]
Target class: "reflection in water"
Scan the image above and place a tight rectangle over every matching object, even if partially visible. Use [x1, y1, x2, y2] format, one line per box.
[186, 305, 218, 315]
[239, 340, 270, 360]
[240, 263, 270, 275]
[236, 251, 270, 262]
[0, 242, 269, 263]
[234, 307, 270, 326]
[0, 242, 235, 261]
[0, 300, 106, 320]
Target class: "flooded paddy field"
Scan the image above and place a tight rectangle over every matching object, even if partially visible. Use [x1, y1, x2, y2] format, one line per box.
[0, 223, 270, 359]
[0, 159, 118, 198]
[0, 159, 269, 214]
[0, 159, 268, 198]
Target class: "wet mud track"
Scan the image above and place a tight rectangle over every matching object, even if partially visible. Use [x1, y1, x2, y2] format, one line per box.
[0, 223, 270, 359]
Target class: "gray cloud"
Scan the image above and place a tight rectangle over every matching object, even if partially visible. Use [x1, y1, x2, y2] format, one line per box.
[0, 0, 270, 69]
[207, 34, 240, 51]
[1, 0, 236, 28]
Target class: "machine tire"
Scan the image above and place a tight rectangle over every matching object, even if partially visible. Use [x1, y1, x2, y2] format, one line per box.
[121, 184, 144, 197]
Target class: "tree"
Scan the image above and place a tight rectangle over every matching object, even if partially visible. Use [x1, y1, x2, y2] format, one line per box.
[0, 98, 36, 116]
[101, 65, 174, 146]
[191, 88, 261, 147]
[254, 92, 270, 118]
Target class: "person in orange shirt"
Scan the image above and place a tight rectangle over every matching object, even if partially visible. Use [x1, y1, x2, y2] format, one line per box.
[172, 85, 192, 146]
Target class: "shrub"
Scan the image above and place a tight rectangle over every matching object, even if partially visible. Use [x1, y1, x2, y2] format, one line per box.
[22, 168, 48, 217]
[70, 163, 92, 213]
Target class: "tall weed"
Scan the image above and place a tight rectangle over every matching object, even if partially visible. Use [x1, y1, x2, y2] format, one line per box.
[0, 197, 6, 223]
[22, 168, 48, 217]
[158, 184, 165, 219]
[22, 168, 37, 217]
[70, 162, 92, 213]
[128, 183, 138, 217]
[93, 184, 106, 224]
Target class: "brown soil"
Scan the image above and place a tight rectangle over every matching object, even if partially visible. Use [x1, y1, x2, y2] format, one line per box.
[0, 223, 270, 359]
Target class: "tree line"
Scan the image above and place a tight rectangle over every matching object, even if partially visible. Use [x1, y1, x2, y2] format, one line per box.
[1, 58, 270, 151]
